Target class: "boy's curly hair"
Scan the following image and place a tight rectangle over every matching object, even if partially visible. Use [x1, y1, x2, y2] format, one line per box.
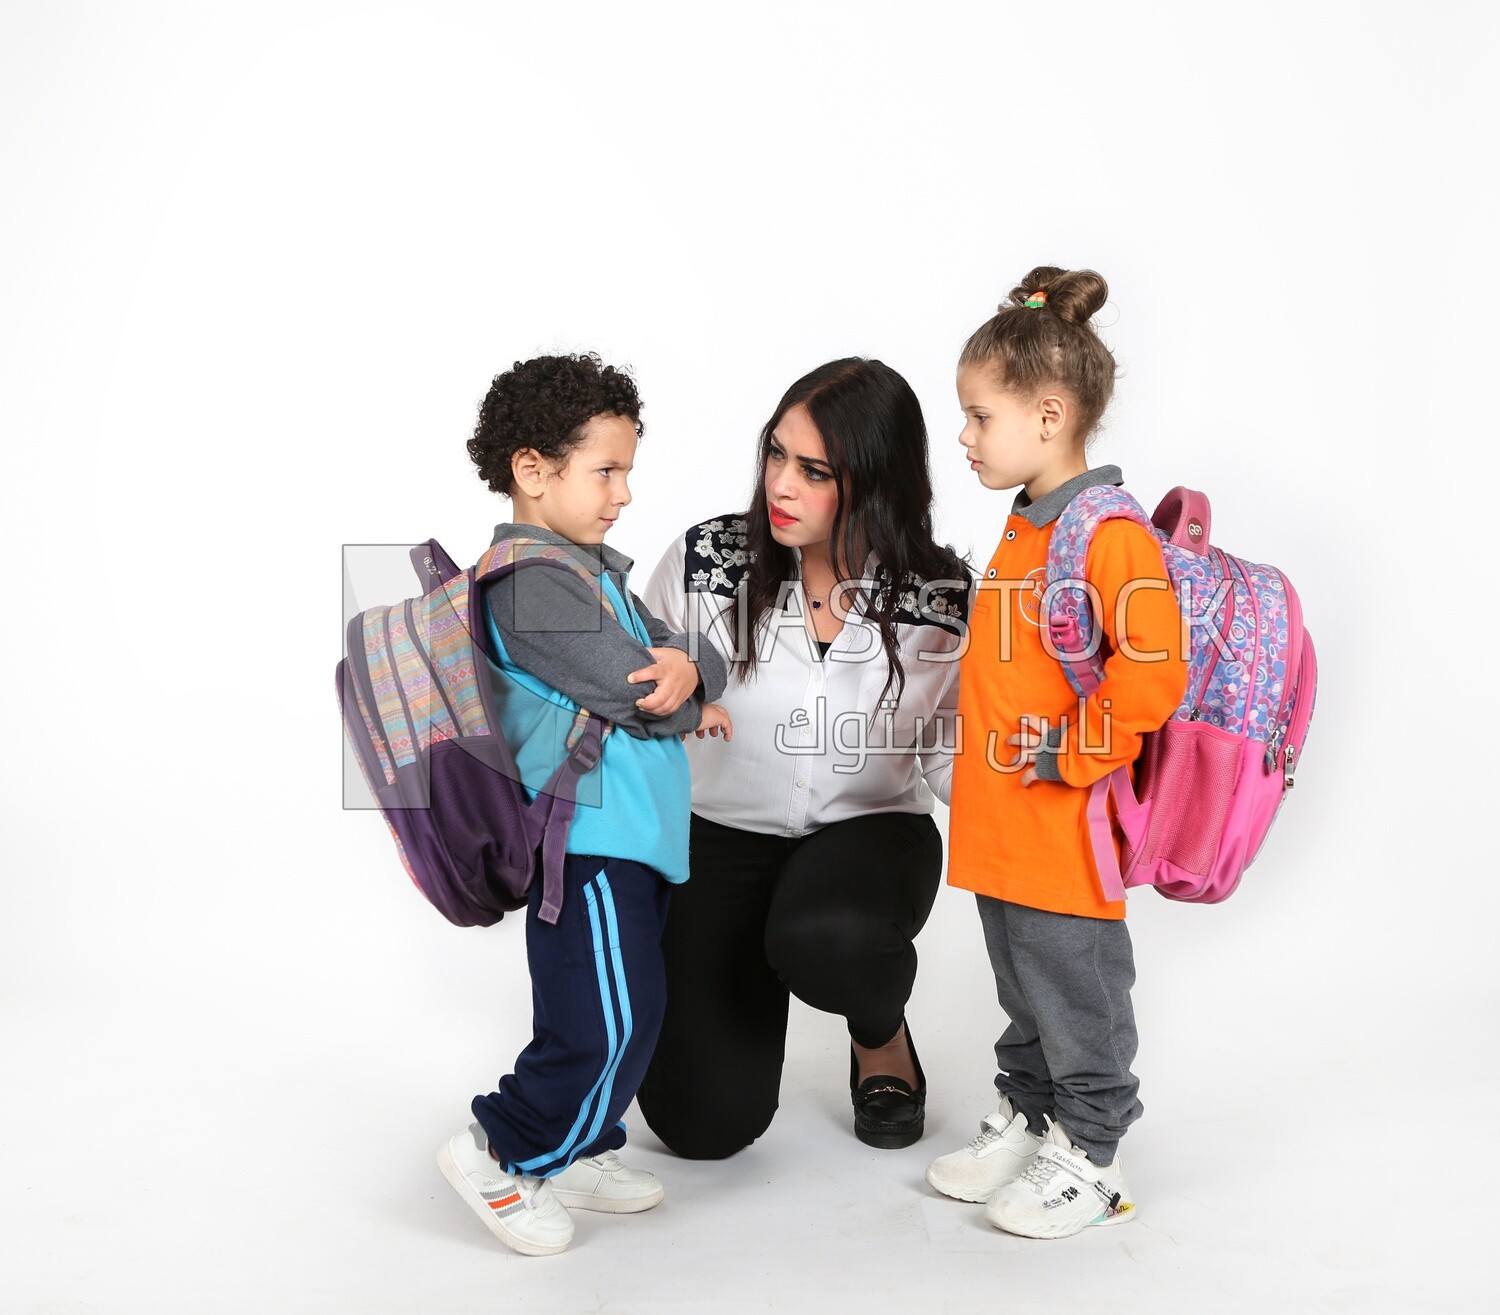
[468, 352, 643, 495]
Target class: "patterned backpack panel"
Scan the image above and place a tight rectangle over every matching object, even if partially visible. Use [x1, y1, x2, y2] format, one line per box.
[338, 537, 613, 927]
[1045, 486, 1316, 903]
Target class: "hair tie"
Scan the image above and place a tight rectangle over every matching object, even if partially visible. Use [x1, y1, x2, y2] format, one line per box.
[1024, 290, 1048, 309]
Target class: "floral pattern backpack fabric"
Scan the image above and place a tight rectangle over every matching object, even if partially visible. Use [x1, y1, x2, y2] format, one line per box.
[1044, 486, 1317, 903]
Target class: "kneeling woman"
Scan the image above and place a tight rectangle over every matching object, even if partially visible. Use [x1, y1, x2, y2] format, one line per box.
[637, 358, 970, 1156]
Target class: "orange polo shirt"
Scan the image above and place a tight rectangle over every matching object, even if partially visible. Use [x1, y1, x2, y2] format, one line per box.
[947, 477, 1188, 920]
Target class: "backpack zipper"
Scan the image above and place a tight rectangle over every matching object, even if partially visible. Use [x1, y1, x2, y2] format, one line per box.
[1263, 724, 1282, 769]
[1265, 571, 1306, 755]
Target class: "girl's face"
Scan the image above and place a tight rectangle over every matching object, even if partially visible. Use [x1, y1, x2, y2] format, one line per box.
[763, 402, 841, 555]
[528, 413, 637, 545]
[956, 365, 1053, 493]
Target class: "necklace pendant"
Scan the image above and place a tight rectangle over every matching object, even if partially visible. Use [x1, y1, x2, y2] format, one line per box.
[810, 598, 822, 610]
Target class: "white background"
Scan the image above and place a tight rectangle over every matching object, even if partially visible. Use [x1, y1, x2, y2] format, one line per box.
[2, 1, 1494, 1311]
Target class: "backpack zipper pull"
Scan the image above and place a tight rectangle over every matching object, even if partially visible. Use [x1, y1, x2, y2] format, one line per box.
[1283, 744, 1297, 790]
[1264, 725, 1283, 771]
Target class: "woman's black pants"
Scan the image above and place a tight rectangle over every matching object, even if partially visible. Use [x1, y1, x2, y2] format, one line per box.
[636, 811, 942, 1160]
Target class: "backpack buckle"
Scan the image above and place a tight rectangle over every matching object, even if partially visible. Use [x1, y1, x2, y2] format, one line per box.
[568, 737, 602, 773]
[564, 717, 607, 773]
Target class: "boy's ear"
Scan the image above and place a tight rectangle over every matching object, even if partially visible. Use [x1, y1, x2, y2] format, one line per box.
[510, 448, 549, 495]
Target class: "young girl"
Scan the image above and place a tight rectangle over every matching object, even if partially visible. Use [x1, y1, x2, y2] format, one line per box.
[436, 353, 730, 1256]
[926, 269, 1188, 1238]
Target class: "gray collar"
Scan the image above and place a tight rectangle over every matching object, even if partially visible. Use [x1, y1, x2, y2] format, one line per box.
[1012, 465, 1124, 528]
[490, 522, 634, 576]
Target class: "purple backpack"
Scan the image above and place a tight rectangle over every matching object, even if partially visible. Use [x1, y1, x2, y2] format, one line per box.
[1046, 486, 1317, 904]
[336, 536, 613, 927]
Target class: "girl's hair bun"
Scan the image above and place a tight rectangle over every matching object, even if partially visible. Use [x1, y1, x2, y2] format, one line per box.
[1004, 266, 1108, 325]
[962, 263, 1118, 439]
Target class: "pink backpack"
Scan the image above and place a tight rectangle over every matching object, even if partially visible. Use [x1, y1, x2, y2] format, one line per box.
[1046, 485, 1317, 903]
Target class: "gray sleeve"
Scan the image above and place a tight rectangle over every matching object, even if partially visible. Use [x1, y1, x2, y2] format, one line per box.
[1033, 723, 1066, 782]
[631, 591, 728, 702]
[484, 565, 703, 740]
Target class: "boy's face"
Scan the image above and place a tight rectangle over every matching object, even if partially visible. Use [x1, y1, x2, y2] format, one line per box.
[530, 414, 638, 545]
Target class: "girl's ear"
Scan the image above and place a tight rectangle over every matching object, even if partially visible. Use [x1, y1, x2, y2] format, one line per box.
[1037, 393, 1068, 436]
[510, 448, 549, 495]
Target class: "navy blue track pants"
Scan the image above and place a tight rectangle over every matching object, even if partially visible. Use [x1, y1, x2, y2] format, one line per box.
[472, 854, 670, 1178]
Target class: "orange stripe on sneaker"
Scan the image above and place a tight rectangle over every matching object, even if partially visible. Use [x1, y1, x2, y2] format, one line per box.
[487, 1193, 520, 1210]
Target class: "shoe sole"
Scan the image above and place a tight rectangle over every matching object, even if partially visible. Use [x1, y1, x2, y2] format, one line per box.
[550, 1181, 664, 1214]
[923, 1165, 999, 1203]
[925, 1146, 1040, 1202]
[436, 1142, 572, 1256]
[854, 1117, 924, 1150]
[986, 1200, 1137, 1239]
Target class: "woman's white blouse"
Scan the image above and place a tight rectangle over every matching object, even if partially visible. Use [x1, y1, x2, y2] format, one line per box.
[642, 516, 970, 838]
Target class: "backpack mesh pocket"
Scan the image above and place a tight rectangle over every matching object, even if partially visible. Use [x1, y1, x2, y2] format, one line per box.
[1135, 721, 1242, 877]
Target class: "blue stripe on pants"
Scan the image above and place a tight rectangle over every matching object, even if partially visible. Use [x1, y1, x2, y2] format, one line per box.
[472, 855, 670, 1178]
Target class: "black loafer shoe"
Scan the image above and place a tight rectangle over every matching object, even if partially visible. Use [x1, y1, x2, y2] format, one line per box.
[850, 1028, 927, 1149]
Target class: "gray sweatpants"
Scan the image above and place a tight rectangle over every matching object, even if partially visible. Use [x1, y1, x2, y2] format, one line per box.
[977, 895, 1142, 1166]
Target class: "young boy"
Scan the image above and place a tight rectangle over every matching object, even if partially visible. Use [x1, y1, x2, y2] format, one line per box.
[437, 353, 730, 1256]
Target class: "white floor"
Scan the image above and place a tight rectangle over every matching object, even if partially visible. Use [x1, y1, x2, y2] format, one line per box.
[4, 4, 1494, 1309]
[5, 848, 1487, 1315]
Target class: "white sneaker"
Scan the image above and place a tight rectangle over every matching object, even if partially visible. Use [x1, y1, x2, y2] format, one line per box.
[437, 1124, 574, 1256]
[984, 1121, 1135, 1239]
[549, 1150, 664, 1214]
[925, 1096, 1042, 1202]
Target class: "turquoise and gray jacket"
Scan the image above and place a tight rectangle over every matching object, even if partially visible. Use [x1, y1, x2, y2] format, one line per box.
[480, 522, 727, 884]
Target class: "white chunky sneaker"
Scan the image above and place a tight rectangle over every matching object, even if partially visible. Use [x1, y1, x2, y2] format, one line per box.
[925, 1096, 1043, 1202]
[437, 1123, 574, 1256]
[548, 1151, 665, 1214]
[985, 1121, 1135, 1239]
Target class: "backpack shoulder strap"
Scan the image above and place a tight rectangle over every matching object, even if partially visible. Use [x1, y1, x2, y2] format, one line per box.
[1042, 486, 1158, 906]
[1045, 485, 1152, 589]
[471, 535, 617, 751]
[467, 536, 620, 923]
[1045, 485, 1154, 698]
[472, 536, 620, 622]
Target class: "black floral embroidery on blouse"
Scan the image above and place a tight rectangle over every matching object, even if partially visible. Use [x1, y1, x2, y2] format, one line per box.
[685, 516, 970, 631]
[884, 570, 972, 632]
[684, 515, 754, 598]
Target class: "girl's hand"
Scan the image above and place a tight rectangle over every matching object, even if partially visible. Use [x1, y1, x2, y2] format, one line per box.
[689, 702, 733, 742]
[628, 647, 700, 715]
[1008, 719, 1045, 787]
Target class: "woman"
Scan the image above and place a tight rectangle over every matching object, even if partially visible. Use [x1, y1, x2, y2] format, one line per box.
[636, 358, 970, 1157]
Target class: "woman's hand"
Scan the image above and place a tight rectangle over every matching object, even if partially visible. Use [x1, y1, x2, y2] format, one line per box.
[690, 702, 733, 742]
[628, 647, 700, 715]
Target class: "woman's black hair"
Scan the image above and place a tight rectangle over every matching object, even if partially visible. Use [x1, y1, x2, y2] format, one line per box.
[733, 357, 967, 701]
[468, 352, 642, 495]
